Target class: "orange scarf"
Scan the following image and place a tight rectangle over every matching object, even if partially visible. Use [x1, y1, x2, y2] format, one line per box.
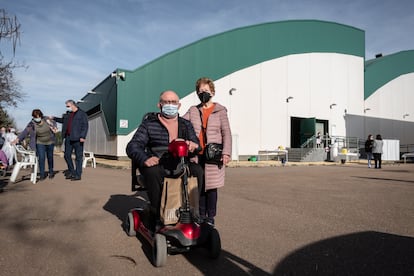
[199, 104, 215, 153]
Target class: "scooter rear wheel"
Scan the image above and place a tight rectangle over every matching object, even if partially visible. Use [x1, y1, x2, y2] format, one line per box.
[153, 233, 167, 267]
[208, 228, 221, 259]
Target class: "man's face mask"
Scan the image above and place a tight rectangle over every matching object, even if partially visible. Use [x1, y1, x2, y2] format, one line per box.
[33, 117, 42, 123]
[198, 91, 212, 103]
[161, 104, 179, 118]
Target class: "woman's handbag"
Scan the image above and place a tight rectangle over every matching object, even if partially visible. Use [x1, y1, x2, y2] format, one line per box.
[198, 107, 223, 167]
[204, 143, 223, 166]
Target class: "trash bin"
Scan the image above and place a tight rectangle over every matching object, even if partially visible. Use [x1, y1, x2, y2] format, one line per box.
[325, 146, 331, 162]
[340, 148, 348, 164]
[248, 156, 257, 162]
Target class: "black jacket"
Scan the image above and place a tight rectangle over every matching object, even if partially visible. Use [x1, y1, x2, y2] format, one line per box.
[126, 113, 199, 168]
[365, 139, 374, 153]
[55, 109, 88, 141]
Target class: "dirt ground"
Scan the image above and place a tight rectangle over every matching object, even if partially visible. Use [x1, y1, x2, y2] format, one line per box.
[1, 157, 413, 275]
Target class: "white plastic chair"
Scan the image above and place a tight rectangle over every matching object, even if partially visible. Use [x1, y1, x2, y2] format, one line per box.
[10, 145, 39, 184]
[82, 151, 96, 168]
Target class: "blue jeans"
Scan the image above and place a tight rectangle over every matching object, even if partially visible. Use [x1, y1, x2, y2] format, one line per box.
[367, 152, 373, 167]
[36, 143, 55, 178]
[64, 138, 84, 178]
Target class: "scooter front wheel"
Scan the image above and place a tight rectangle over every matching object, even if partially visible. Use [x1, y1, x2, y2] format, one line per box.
[153, 233, 167, 267]
[208, 228, 221, 259]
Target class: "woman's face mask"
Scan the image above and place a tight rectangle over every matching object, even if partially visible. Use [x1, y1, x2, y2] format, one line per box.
[33, 117, 41, 123]
[197, 91, 212, 103]
[161, 104, 179, 118]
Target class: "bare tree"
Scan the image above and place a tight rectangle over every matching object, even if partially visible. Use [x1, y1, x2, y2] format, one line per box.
[0, 8, 25, 126]
[0, 8, 21, 55]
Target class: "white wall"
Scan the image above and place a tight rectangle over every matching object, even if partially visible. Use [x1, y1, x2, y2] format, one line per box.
[365, 73, 414, 122]
[180, 52, 364, 156]
[382, 139, 400, 161]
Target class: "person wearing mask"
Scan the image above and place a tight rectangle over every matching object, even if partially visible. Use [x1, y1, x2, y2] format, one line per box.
[53, 100, 88, 181]
[14, 109, 58, 180]
[183, 77, 232, 226]
[126, 90, 202, 228]
[372, 134, 384, 169]
[364, 134, 374, 168]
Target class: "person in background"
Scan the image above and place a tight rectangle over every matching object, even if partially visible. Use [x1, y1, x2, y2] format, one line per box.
[316, 132, 322, 148]
[182, 77, 232, 226]
[2, 128, 18, 166]
[0, 148, 8, 170]
[372, 134, 383, 169]
[53, 100, 88, 181]
[14, 109, 58, 180]
[365, 134, 374, 168]
[0, 126, 5, 149]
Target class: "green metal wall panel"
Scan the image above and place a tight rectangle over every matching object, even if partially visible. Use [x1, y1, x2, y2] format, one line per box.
[79, 77, 118, 135]
[364, 50, 414, 99]
[90, 20, 365, 135]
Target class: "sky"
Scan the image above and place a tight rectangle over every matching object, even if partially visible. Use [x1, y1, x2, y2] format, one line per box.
[2, 0, 414, 130]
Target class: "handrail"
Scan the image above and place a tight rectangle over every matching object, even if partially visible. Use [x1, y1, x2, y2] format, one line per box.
[301, 135, 316, 148]
[301, 135, 360, 150]
[400, 143, 414, 153]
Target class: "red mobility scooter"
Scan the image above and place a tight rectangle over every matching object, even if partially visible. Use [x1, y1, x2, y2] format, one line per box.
[124, 139, 221, 267]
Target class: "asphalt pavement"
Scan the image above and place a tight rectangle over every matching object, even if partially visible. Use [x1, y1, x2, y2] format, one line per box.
[1, 157, 413, 275]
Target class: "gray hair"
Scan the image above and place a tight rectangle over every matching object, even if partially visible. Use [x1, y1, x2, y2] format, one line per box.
[65, 99, 77, 107]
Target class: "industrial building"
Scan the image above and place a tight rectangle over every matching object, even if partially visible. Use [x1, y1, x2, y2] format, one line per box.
[77, 20, 414, 160]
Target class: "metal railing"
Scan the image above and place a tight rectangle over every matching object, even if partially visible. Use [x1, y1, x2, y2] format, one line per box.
[400, 144, 414, 154]
[301, 135, 359, 150]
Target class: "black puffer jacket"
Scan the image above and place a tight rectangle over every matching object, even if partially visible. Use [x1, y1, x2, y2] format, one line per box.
[126, 113, 199, 168]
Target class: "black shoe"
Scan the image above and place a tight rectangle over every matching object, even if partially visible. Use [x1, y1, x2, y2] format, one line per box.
[39, 175, 47, 181]
[65, 174, 74, 179]
[71, 176, 81, 181]
[64, 170, 71, 177]
[49, 173, 55, 179]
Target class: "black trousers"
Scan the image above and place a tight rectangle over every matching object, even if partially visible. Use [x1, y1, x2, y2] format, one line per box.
[373, 153, 382, 168]
[139, 162, 203, 219]
[197, 155, 218, 219]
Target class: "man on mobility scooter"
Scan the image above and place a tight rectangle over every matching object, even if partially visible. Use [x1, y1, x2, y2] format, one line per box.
[125, 90, 221, 267]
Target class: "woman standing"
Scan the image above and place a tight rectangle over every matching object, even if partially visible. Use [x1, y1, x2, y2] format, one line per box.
[14, 109, 58, 180]
[183, 77, 232, 226]
[372, 134, 383, 169]
[364, 134, 374, 168]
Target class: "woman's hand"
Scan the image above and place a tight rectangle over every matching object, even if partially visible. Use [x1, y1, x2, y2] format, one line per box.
[222, 154, 231, 165]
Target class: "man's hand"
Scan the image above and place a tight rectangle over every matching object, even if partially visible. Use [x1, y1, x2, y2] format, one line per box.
[80, 138, 86, 143]
[144, 156, 160, 167]
[186, 140, 199, 152]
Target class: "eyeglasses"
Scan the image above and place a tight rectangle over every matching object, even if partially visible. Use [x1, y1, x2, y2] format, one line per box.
[160, 100, 179, 105]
